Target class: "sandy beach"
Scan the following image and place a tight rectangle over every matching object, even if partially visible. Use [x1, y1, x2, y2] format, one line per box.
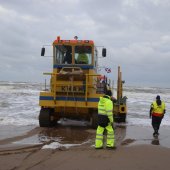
[0, 123, 170, 170]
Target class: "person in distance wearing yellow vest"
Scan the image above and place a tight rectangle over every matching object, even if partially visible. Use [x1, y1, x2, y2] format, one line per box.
[150, 95, 166, 137]
[95, 90, 115, 149]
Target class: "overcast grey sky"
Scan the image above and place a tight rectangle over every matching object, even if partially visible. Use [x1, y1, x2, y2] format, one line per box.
[0, 0, 170, 87]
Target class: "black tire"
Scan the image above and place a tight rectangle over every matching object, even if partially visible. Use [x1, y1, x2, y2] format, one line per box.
[39, 108, 55, 127]
[91, 112, 98, 129]
[114, 114, 126, 123]
[120, 114, 126, 123]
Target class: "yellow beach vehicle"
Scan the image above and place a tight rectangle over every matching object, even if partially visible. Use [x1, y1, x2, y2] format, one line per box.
[39, 36, 127, 128]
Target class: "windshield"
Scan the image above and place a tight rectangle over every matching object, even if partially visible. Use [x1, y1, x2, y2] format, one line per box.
[75, 46, 92, 64]
[54, 45, 92, 65]
[54, 45, 72, 64]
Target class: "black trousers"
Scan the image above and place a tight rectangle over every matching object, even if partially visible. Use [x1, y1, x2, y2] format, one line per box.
[152, 115, 163, 132]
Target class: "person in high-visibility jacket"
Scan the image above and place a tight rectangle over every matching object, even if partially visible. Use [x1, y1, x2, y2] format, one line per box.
[77, 50, 89, 64]
[95, 90, 115, 149]
[150, 95, 166, 137]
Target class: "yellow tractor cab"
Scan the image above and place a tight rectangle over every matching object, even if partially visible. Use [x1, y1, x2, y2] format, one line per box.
[39, 36, 127, 128]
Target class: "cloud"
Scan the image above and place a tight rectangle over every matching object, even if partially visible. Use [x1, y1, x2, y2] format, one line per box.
[0, 0, 170, 87]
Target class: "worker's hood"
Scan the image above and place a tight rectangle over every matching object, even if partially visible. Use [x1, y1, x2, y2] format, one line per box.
[99, 96, 110, 104]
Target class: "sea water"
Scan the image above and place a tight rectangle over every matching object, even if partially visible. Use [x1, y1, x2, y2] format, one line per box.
[0, 81, 170, 127]
[0, 82, 40, 126]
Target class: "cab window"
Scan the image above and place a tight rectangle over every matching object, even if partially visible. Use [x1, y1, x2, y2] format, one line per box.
[54, 45, 72, 64]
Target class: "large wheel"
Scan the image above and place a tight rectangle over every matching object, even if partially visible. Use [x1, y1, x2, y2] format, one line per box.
[120, 114, 126, 122]
[91, 112, 98, 129]
[114, 114, 126, 123]
[39, 108, 55, 127]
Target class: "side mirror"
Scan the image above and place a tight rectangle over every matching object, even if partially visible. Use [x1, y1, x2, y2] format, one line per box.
[102, 48, 106, 57]
[41, 47, 45, 56]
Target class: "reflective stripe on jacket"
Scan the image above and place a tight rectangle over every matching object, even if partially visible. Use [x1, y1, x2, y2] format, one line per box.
[151, 101, 165, 117]
[98, 95, 113, 127]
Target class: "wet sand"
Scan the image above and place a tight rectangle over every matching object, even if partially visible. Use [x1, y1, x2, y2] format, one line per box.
[0, 121, 170, 170]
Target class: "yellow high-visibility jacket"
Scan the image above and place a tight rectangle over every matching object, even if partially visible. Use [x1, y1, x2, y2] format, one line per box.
[77, 53, 89, 64]
[151, 101, 166, 117]
[98, 95, 113, 127]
